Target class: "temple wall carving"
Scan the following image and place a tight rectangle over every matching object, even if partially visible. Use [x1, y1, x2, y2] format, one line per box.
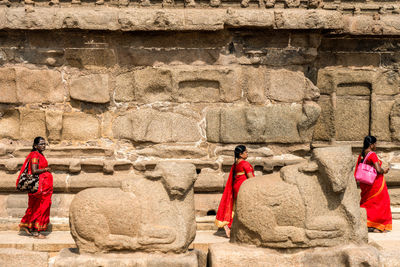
[1, 3, 400, 230]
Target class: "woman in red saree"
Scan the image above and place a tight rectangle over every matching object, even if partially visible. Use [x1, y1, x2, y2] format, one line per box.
[17, 137, 53, 239]
[215, 145, 254, 237]
[355, 136, 392, 233]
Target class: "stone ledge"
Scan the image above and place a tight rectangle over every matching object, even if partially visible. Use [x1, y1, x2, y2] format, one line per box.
[208, 243, 381, 267]
[53, 248, 201, 267]
[0, 8, 337, 31]
[0, 248, 49, 267]
[0, 7, 399, 34]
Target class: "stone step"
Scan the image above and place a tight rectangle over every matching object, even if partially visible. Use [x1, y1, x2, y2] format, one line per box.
[0, 231, 75, 259]
[1, 224, 400, 267]
[0, 216, 219, 231]
[0, 217, 70, 231]
[0, 229, 228, 256]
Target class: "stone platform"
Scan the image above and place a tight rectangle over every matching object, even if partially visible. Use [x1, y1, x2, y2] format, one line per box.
[0, 223, 400, 266]
[208, 243, 382, 267]
[52, 248, 203, 267]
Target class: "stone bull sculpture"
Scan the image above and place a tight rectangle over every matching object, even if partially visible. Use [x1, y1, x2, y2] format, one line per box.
[231, 146, 368, 248]
[69, 161, 197, 253]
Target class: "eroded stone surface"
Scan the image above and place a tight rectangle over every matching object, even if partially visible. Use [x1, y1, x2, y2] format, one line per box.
[113, 109, 201, 143]
[70, 74, 110, 104]
[231, 146, 367, 248]
[53, 248, 199, 267]
[15, 68, 64, 104]
[69, 161, 197, 253]
[208, 243, 380, 267]
[62, 113, 100, 141]
[207, 103, 321, 144]
[0, 248, 48, 267]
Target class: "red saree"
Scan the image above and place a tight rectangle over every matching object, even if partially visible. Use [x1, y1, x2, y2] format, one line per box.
[17, 151, 53, 232]
[355, 152, 392, 231]
[215, 160, 254, 228]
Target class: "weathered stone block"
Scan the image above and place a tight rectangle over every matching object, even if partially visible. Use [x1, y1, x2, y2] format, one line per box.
[62, 113, 100, 141]
[313, 96, 334, 141]
[207, 104, 320, 144]
[371, 99, 394, 142]
[65, 48, 117, 68]
[101, 112, 114, 139]
[208, 243, 380, 267]
[0, 194, 7, 217]
[206, 109, 221, 143]
[173, 67, 241, 103]
[113, 109, 201, 143]
[53, 248, 199, 267]
[388, 188, 400, 206]
[335, 98, 369, 141]
[0, 173, 22, 193]
[21, 48, 65, 67]
[195, 169, 226, 192]
[15, 68, 64, 104]
[0, 109, 20, 139]
[70, 74, 110, 104]
[317, 67, 399, 96]
[137, 145, 207, 159]
[20, 109, 46, 141]
[317, 67, 373, 95]
[0, 68, 17, 103]
[194, 193, 222, 216]
[274, 10, 343, 30]
[268, 69, 319, 103]
[114, 72, 135, 102]
[46, 110, 63, 141]
[0, 248, 48, 267]
[242, 66, 268, 104]
[373, 70, 400, 95]
[390, 99, 400, 142]
[134, 68, 173, 102]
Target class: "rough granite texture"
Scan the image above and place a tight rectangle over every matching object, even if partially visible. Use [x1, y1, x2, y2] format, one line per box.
[1, 1, 400, 244]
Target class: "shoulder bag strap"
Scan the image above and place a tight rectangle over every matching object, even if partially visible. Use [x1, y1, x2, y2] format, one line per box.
[363, 151, 373, 164]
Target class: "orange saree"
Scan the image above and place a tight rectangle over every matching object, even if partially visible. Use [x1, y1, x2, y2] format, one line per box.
[17, 151, 53, 232]
[215, 160, 254, 228]
[355, 152, 392, 231]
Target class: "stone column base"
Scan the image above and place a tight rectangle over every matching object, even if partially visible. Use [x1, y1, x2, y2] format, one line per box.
[53, 248, 203, 267]
[208, 243, 382, 267]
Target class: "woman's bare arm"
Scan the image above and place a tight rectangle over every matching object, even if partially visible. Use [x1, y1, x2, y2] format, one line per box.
[246, 172, 255, 178]
[373, 162, 389, 174]
[31, 164, 50, 175]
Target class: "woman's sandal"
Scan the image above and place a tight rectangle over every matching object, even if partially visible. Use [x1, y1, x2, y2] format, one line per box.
[368, 227, 384, 233]
[21, 227, 33, 236]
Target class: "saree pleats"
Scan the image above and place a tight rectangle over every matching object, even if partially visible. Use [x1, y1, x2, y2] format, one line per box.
[215, 161, 254, 228]
[356, 153, 392, 231]
[18, 151, 53, 232]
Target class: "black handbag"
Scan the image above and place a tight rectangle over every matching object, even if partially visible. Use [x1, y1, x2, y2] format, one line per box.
[17, 160, 39, 194]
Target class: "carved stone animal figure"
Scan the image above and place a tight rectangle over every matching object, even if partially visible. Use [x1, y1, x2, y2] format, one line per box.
[231, 146, 367, 248]
[69, 161, 197, 253]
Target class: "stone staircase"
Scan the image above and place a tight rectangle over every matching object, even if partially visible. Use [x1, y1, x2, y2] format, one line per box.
[2, 220, 400, 266]
[0, 215, 217, 231]
[0, 224, 228, 266]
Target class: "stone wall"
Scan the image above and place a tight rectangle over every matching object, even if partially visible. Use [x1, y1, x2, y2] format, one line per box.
[1, 1, 400, 226]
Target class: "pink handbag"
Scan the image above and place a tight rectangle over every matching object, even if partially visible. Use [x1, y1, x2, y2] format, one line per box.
[355, 152, 377, 185]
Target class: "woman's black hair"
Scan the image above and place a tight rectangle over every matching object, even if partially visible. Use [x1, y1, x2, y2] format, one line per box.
[361, 135, 377, 159]
[31, 136, 45, 153]
[232, 145, 246, 198]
